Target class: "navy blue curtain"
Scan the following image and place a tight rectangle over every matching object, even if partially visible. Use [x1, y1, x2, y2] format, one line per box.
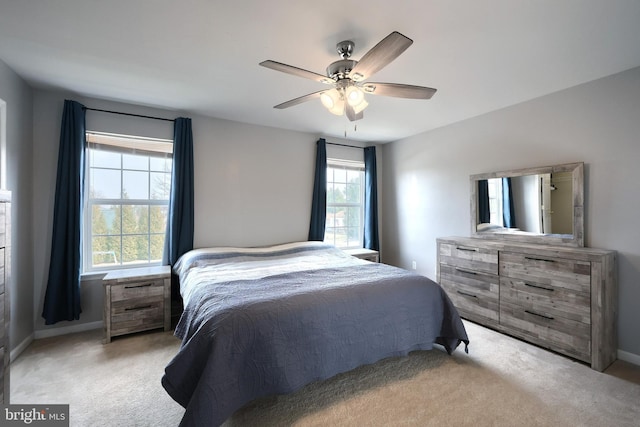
[164, 118, 194, 299]
[42, 100, 86, 325]
[308, 138, 327, 241]
[478, 180, 490, 224]
[502, 177, 517, 228]
[363, 146, 379, 251]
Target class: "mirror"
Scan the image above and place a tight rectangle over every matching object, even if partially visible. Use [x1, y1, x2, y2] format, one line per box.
[470, 162, 584, 247]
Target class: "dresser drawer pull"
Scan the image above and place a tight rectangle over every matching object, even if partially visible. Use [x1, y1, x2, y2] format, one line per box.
[125, 305, 153, 312]
[525, 310, 554, 320]
[456, 246, 478, 252]
[124, 283, 153, 289]
[455, 267, 477, 275]
[524, 256, 556, 263]
[457, 290, 478, 299]
[523, 282, 555, 292]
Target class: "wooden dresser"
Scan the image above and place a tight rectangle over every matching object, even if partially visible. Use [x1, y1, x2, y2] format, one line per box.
[102, 266, 171, 343]
[0, 191, 10, 403]
[437, 236, 617, 371]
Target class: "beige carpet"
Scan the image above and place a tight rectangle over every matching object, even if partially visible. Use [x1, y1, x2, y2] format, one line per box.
[11, 321, 640, 426]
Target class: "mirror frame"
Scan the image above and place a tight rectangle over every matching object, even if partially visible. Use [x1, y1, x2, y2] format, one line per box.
[470, 162, 584, 247]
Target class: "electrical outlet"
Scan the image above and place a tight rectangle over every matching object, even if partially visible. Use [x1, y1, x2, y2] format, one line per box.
[411, 260, 417, 270]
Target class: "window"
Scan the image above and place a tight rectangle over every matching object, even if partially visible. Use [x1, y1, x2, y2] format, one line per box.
[487, 178, 503, 225]
[84, 132, 173, 272]
[324, 159, 365, 249]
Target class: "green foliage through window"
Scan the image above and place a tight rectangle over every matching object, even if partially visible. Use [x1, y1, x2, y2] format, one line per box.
[324, 163, 364, 249]
[85, 132, 172, 271]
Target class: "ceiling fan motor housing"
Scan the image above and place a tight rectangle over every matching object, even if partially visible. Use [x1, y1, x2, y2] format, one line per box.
[326, 59, 358, 81]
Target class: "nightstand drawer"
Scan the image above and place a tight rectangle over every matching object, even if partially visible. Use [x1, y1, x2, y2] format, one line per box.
[110, 280, 165, 302]
[111, 300, 164, 336]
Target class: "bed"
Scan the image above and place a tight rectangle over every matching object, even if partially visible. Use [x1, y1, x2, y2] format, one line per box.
[161, 241, 469, 426]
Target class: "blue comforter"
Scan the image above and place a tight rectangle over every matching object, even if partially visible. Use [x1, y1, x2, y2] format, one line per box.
[162, 242, 469, 426]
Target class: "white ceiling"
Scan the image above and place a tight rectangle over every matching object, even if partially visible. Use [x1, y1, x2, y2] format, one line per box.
[1, 0, 640, 143]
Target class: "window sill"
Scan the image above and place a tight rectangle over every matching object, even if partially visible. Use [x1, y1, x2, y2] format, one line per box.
[81, 264, 166, 282]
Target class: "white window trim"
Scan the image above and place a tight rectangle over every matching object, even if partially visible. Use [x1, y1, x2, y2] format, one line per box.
[83, 131, 173, 273]
[325, 158, 365, 250]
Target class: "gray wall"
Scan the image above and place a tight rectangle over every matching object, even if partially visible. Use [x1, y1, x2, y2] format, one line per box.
[31, 89, 376, 334]
[0, 59, 34, 352]
[382, 66, 640, 358]
[6, 56, 636, 361]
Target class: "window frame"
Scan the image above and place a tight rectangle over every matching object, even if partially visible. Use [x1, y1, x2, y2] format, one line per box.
[487, 177, 504, 226]
[324, 159, 365, 249]
[83, 131, 173, 273]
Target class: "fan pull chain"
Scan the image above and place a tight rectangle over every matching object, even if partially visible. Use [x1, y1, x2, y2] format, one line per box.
[344, 124, 358, 138]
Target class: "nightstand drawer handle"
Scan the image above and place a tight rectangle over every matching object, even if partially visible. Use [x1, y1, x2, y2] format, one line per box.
[524, 256, 555, 263]
[124, 283, 153, 289]
[525, 310, 554, 320]
[456, 246, 478, 252]
[125, 305, 153, 311]
[457, 290, 478, 299]
[524, 282, 554, 292]
[455, 267, 477, 275]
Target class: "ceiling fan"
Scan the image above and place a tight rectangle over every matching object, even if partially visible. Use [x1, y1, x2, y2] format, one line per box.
[259, 31, 437, 122]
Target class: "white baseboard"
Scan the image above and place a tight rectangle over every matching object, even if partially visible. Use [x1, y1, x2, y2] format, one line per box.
[618, 349, 640, 366]
[10, 333, 34, 363]
[34, 320, 103, 340]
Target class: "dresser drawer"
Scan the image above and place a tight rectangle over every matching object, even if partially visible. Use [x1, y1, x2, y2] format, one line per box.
[0, 346, 4, 402]
[500, 299, 590, 362]
[0, 293, 4, 342]
[440, 264, 499, 326]
[439, 242, 498, 275]
[499, 251, 590, 293]
[0, 248, 4, 294]
[500, 277, 590, 323]
[0, 202, 5, 248]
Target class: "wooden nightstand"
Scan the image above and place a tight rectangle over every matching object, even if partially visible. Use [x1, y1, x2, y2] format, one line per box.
[344, 248, 380, 263]
[102, 265, 171, 343]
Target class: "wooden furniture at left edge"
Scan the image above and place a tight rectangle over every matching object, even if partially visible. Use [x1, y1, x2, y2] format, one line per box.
[0, 191, 11, 403]
[102, 265, 171, 343]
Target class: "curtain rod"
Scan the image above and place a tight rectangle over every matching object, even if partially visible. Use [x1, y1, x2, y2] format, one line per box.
[84, 107, 175, 123]
[326, 142, 364, 150]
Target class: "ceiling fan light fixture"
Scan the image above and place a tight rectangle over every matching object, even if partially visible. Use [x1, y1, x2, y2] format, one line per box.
[352, 98, 368, 114]
[320, 89, 345, 115]
[345, 86, 364, 106]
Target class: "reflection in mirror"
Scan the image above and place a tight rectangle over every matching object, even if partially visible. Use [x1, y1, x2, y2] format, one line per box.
[477, 172, 573, 235]
[471, 162, 584, 247]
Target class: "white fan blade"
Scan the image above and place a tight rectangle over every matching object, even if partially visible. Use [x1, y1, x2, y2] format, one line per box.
[349, 32, 413, 82]
[260, 60, 334, 84]
[362, 82, 437, 99]
[274, 90, 325, 109]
